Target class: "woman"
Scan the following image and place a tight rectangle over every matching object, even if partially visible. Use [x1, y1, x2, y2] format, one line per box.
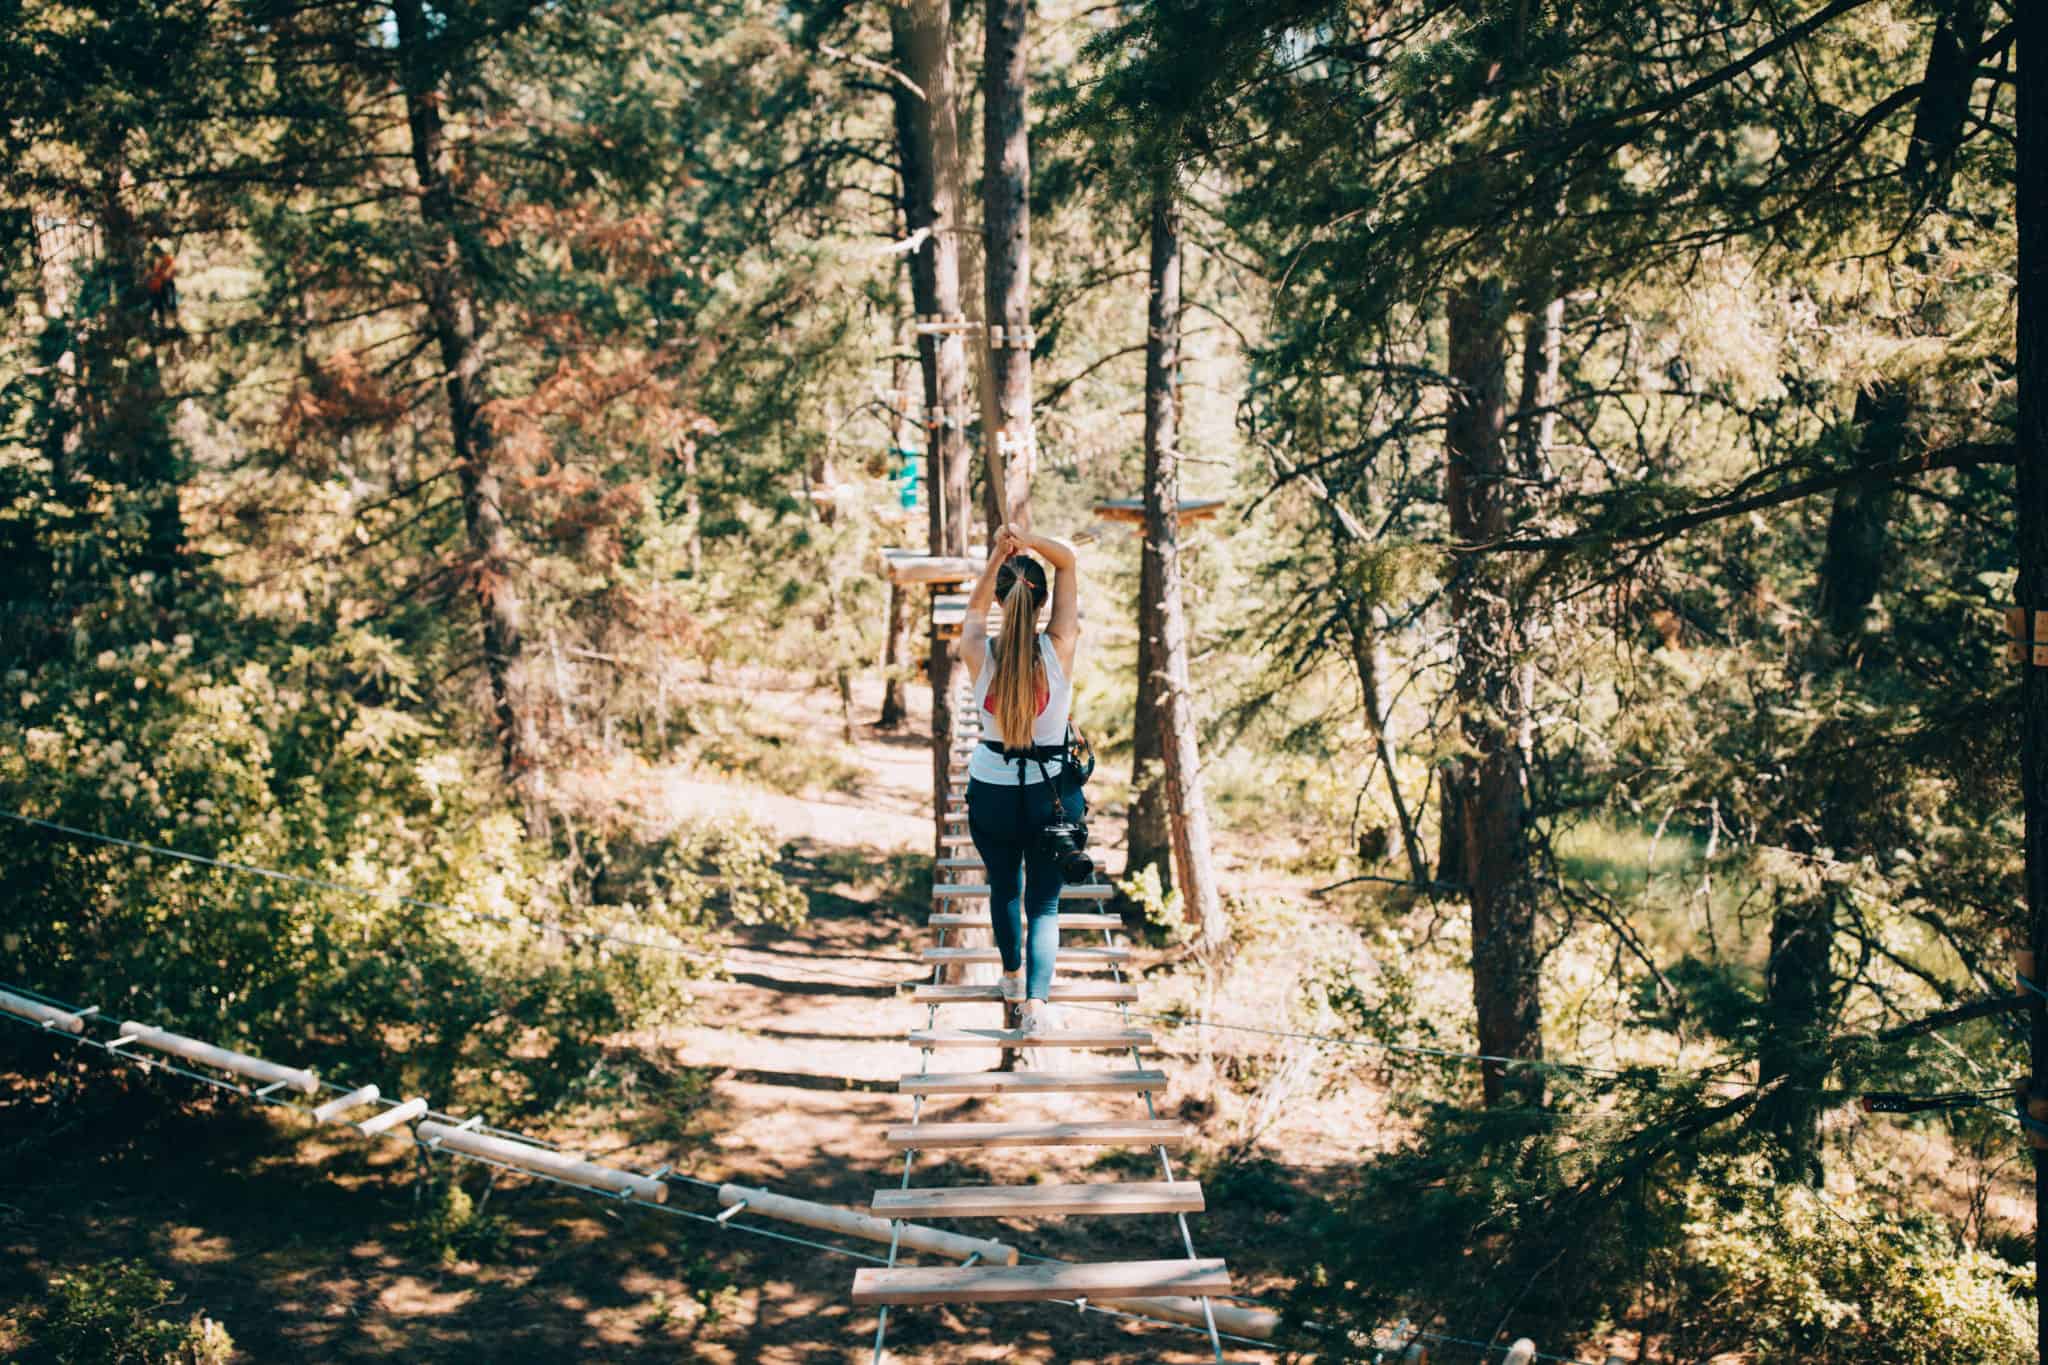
[959, 524, 1083, 1036]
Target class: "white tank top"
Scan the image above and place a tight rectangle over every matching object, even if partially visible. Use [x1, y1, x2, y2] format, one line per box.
[966, 633, 1074, 786]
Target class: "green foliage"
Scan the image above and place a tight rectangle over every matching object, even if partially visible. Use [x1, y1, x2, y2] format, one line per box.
[408, 1178, 512, 1266]
[1680, 1166, 2032, 1365]
[1289, 1117, 2033, 1365]
[18, 1259, 233, 1365]
[0, 617, 804, 1117]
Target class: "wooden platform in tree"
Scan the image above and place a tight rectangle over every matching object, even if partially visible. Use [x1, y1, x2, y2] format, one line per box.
[879, 549, 984, 586]
[1091, 497, 1225, 525]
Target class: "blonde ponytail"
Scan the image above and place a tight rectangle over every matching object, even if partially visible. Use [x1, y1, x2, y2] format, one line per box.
[990, 575, 1044, 750]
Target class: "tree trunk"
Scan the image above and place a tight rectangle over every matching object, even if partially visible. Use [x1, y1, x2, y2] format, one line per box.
[395, 0, 533, 812]
[1436, 756, 1465, 888]
[1752, 0, 1992, 1180]
[1126, 540, 1175, 901]
[981, 0, 1032, 527]
[1446, 277, 1543, 1109]
[879, 580, 912, 730]
[1143, 176, 1225, 948]
[89, 177, 184, 608]
[810, 419, 838, 526]
[2017, 3, 2048, 1354]
[1515, 296, 1563, 481]
[880, 242, 916, 730]
[895, 0, 974, 915]
[1346, 610, 1428, 888]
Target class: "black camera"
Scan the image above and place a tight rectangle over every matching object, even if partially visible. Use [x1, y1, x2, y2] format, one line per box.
[1035, 819, 1094, 885]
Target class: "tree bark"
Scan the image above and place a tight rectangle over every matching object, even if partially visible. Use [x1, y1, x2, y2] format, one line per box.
[85, 177, 184, 608]
[879, 579, 912, 730]
[981, 0, 1032, 526]
[1128, 486, 1173, 899]
[1514, 296, 1563, 482]
[1447, 277, 1544, 1108]
[1346, 610, 1428, 888]
[894, 0, 973, 883]
[1126, 544, 1175, 902]
[880, 242, 916, 729]
[395, 0, 533, 811]
[1143, 176, 1225, 947]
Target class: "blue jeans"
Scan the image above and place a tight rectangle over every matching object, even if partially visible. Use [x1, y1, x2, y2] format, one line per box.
[965, 776, 1085, 1002]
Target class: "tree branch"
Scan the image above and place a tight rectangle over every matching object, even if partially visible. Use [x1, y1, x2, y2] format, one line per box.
[1467, 442, 2015, 553]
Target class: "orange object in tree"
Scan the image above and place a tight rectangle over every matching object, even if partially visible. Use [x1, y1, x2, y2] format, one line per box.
[142, 250, 175, 296]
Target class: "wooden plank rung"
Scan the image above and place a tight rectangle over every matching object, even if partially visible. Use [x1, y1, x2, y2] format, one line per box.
[900, 1068, 1167, 1096]
[908, 1026, 1151, 1049]
[928, 912, 1122, 929]
[873, 1180, 1203, 1218]
[921, 946, 1128, 969]
[914, 981, 1138, 1003]
[884, 1119, 1194, 1150]
[933, 883, 1113, 901]
[851, 1258, 1230, 1306]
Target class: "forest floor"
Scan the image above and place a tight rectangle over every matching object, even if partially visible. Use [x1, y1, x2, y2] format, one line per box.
[0, 671, 1374, 1364]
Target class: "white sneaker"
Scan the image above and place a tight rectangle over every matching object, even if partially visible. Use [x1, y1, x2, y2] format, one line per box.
[998, 972, 1024, 1002]
[1019, 1000, 1064, 1071]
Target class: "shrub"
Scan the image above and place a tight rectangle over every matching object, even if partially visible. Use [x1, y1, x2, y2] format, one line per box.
[23, 1259, 233, 1365]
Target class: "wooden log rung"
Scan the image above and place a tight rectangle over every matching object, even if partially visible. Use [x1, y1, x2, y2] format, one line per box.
[117, 1021, 318, 1094]
[717, 1183, 1015, 1265]
[417, 1120, 667, 1203]
[0, 988, 87, 1033]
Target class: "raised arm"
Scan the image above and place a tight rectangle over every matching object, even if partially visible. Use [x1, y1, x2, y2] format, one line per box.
[959, 528, 1020, 677]
[1017, 529, 1080, 671]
